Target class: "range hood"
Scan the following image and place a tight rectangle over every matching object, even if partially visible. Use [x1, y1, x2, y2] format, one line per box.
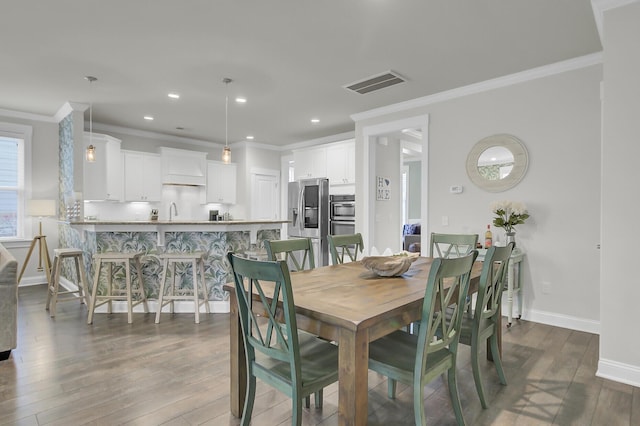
[160, 147, 207, 186]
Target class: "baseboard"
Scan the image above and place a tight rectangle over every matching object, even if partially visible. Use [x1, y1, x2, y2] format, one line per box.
[524, 308, 600, 335]
[597, 358, 640, 388]
[18, 275, 48, 287]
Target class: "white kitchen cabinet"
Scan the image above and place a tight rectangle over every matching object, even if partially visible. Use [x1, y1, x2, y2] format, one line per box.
[326, 140, 355, 185]
[83, 133, 123, 201]
[293, 146, 327, 180]
[123, 151, 162, 202]
[206, 161, 237, 204]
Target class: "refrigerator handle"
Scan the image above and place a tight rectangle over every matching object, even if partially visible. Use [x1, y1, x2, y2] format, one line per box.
[299, 186, 305, 232]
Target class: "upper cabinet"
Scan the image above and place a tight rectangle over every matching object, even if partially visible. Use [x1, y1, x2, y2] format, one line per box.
[326, 140, 355, 185]
[83, 133, 123, 201]
[123, 151, 162, 202]
[293, 146, 327, 180]
[206, 161, 237, 204]
[293, 140, 355, 184]
[160, 147, 207, 186]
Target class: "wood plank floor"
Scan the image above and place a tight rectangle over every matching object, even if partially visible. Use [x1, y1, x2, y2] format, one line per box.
[1, 285, 638, 425]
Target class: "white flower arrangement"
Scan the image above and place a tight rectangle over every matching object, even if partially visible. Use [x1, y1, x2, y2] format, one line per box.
[490, 201, 530, 234]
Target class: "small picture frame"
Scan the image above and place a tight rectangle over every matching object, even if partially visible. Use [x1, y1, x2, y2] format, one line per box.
[376, 176, 391, 201]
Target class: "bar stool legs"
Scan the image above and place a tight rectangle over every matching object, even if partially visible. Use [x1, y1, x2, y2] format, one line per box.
[155, 252, 210, 324]
[87, 252, 149, 324]
[46, 248, 90, 317]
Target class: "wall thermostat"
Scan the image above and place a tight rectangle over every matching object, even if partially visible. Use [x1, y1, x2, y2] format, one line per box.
[449, 185, 463, 194]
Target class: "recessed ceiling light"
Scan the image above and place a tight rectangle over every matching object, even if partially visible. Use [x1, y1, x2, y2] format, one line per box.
[168, 93, 180, 99]
[311, 118, 320, 124]
[176, 126, 184, 130]
[144, 116, 154, 121]
[235, 97, 247, 103]
[246, 135, 254, 140]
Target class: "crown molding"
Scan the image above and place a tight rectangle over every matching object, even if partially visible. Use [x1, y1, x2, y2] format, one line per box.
[592, 0, 640, 43]
[351, 52, 603, 123]
[0, 108, 57, 123]
[91, 122, 224, 149]
[282, 130, 355, 151]
[54, 102, 88, 122]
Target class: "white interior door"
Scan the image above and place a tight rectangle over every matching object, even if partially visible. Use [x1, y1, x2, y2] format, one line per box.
[251, 170, 279, 220]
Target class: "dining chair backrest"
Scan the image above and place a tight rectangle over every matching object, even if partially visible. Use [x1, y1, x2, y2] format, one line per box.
[227, 253, 300, 370]
[265, 238, 315, 271]
[417, 251, 478, 360]
[327, 233, 363, 265]
[227, 253, 339, 424]
[475, 243, 514, 326]
[429, 232, 478, 259]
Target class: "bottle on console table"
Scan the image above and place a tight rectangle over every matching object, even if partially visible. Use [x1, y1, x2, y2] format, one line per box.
[484, 224, 492, 248]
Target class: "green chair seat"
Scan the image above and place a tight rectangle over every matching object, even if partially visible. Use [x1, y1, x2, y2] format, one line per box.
[368, 251, 478, 426]
[227, 253, 338, 426]
[458, 243, 514, 408]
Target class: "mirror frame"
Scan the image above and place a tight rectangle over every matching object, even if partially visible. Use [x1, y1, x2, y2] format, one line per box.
[466, 134, 528, 192]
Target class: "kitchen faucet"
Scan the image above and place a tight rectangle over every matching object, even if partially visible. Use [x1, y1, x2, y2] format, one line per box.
[169, 202, 178, 221]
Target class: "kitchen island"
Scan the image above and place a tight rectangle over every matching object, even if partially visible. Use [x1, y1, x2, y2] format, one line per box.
[64, 220, 287, 312]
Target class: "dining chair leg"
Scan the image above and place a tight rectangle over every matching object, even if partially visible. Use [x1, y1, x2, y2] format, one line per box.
[413, 379, 426, 426]
[490, 334, 507, 385]
[314, 389, 323, 408]
[448, 365, 466, 426]
[292, 393, 303, 426]
[471, 339, 488, 409]
[241, 375, 256, 426]
[388, 378, 397, 398]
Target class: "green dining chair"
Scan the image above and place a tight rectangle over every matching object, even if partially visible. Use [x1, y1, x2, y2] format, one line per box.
[227, 253, 339, 426]
[265, 238, 315, 271]
[368, 251, 478, 426]
[458, 243, 514, 408]
[327, 233, 363, 265]
[429, 232, 478, 258]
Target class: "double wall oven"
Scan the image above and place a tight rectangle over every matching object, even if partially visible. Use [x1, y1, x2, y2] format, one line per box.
[330, 194, 355, 236]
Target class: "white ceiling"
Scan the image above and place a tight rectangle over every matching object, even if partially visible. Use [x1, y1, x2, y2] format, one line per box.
[1, 1, 601, 148]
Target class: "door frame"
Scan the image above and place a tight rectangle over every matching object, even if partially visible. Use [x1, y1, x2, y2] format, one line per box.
[360, 114, 430, 253]
[250, 167, 280, 220]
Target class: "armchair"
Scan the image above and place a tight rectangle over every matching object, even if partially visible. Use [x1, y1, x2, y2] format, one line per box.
[0, 243, 18, 361]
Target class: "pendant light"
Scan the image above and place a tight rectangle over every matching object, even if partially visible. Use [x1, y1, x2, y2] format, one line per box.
[222, 77, 232, 164]
[85, 76, 97, 162]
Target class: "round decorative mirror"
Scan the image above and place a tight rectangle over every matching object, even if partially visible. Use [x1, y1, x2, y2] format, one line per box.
[466, 134, 528, 192]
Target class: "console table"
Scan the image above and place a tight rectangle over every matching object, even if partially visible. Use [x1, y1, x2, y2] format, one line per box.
[477, 247, 525, 327]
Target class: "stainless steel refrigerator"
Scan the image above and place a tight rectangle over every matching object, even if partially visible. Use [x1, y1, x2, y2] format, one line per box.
[288, 178, 329, 266]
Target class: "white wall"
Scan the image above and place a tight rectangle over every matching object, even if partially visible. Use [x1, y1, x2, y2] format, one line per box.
[599, 1, 640, 386]
[356, 63, 602, 333]
[373, 136, 402, 252]
[0, 114, 60, 285]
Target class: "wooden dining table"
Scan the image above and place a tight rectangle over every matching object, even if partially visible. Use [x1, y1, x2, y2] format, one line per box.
[225, 256, 488, 426]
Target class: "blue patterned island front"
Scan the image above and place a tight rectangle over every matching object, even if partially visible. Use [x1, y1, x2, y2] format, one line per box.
[66, 220, 285, 313]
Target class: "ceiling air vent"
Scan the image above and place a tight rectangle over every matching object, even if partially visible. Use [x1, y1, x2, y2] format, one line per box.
[344, 71, 406, 94]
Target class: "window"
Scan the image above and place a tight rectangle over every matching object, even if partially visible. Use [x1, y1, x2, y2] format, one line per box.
[0, 122, 31, 240]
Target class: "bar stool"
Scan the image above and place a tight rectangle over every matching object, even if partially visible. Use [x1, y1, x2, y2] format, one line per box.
[46, 248, 90, 317]
[87, 252, 149, 324]
[155, 251, 210, 324]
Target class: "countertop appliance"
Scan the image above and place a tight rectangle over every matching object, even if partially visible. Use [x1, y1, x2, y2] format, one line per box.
[288, 178, 329, 266]
[330, 194, 355, 237]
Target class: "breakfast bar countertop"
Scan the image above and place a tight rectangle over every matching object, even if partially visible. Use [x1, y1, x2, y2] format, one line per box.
[69, 219, 289, 225]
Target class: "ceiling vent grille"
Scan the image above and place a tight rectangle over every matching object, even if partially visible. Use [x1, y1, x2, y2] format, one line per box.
[344, 71, 406, 94]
